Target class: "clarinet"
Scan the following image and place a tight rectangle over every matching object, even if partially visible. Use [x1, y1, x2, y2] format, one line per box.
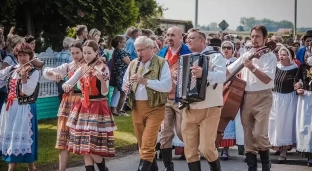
[120, 57, 142, 113]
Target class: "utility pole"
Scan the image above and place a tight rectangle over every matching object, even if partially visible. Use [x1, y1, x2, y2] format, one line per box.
[195, 0, 198, 28]
[294, 0, 297, 39]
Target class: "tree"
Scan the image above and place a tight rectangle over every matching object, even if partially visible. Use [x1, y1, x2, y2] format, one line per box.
[239, 17, 294, 32]
[56, 0, 139, 36]
[1, 0, 142, 51]
[138, 1, 168, 32]
[236, 25, 244, 31]
[209, 22, 219, 31]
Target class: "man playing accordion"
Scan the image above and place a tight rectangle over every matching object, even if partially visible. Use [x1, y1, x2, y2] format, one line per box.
[179, 28, 226, 171]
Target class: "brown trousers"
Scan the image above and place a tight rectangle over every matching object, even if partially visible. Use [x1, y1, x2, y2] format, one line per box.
[241, 89, 272, 154]
[181, 106, 221, 163]
[160, 99, 183, 149]
[132, 100, 165, 162]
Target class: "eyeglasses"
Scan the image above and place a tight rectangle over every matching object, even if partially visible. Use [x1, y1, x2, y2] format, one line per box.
[222, 46, 232, 50]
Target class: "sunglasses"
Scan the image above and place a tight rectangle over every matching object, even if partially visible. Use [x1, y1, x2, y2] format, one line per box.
[222, 46, 232, 50]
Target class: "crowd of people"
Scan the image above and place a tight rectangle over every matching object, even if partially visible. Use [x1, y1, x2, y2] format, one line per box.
[0, 23, 311, 171]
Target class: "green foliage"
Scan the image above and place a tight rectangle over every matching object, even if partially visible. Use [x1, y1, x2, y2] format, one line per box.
[66, 27, 77, 38]
[139, 2, 167, 32]
[236, 25, 244, 31]
[0, 0, 141, 51]
[240, 17, 294, 32]
[56, 0, 139, 36]
[135, 0, 158, 19]
[199, 25, 211, 31]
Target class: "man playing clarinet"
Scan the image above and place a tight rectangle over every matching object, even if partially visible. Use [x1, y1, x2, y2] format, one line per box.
[122, 36, 172, 171]
[181, 28, 226, 171]
[226, 25, 277, 171]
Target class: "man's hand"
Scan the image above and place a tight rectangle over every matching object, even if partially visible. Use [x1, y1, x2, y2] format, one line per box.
[130, 74, 148, 85]
[190, 65, 203, 78]
[243, 58, 255, 71]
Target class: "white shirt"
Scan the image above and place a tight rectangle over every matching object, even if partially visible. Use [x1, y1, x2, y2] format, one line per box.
[227, 51, 277, 91]
[201, 46, 227, 85]
[0, 65, 40, 96]
[122, 56, 172, 100]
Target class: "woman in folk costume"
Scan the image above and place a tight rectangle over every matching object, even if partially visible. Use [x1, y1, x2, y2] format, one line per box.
[219, 40, 237, 160]
[268, 47, 298, 164]
[62, 40, 116, 171]
[43, 41, 84, 171]
[294, 42, 312, 167]
[0, 43, 40, 171]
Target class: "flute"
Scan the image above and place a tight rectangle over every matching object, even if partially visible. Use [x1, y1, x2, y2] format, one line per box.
[120, 57, 142, 113]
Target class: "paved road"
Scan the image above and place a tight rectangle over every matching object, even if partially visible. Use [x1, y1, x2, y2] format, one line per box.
[66, 148, 311, 171]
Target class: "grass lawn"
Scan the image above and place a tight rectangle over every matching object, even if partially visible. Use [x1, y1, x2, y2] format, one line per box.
[0, 116, 136, 171]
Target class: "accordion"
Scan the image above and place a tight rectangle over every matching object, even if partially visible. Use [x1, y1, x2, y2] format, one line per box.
[176, 53, 210, 107]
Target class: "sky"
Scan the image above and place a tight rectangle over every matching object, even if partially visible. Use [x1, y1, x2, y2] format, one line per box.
[155, 0, 311, 30]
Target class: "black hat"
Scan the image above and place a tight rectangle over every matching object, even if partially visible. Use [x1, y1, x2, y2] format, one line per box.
[303, 30, 312, 41]
[210, 38, 221, 47]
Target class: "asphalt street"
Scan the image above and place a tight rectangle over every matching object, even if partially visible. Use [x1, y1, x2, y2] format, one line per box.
[65, 148, 311, 171]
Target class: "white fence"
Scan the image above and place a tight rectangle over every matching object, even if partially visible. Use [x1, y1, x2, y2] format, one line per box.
[36, 47, 59, 98]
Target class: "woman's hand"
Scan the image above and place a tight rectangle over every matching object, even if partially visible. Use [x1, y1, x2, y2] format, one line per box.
[62, 83, 72, 93]
[297, 89, 305, 95]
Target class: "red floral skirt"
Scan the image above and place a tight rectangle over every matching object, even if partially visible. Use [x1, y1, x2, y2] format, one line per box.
[66, 98, 117, 157]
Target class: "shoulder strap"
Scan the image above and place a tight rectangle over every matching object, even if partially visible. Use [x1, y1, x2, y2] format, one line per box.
[6, 54, 18, 64]
[202, 50, 219, 89]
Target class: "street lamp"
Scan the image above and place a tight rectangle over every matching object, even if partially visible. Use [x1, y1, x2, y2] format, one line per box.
[294, 0, 297, 38]
[195, 0, 198, 28]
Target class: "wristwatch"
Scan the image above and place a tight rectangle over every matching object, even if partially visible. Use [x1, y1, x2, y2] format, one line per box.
[251, 67, 257, 73]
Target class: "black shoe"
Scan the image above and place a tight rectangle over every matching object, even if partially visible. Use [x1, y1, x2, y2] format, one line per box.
[259, 150, 271, 171]
[96, 158, 109, 171]
[150, 158, 159, 171]
[85, 165, 95, 171]
[245, 152, 257, 171]
[187, 161, 201, 171]
[208, 159, 221, 171]
[161, 148, 174, 171]
[137, 159, 152, 171]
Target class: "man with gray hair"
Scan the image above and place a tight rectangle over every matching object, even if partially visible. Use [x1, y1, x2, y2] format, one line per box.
[123, 36, 172, 171]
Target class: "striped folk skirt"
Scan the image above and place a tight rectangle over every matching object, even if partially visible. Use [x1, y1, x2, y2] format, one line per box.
[66, 98, 117, 157]
[55, 93, 81, 149]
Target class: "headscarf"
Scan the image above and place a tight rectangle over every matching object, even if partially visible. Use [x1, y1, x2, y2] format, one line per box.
[278, 46, 295, 64]
[221, 41, 235, 54]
